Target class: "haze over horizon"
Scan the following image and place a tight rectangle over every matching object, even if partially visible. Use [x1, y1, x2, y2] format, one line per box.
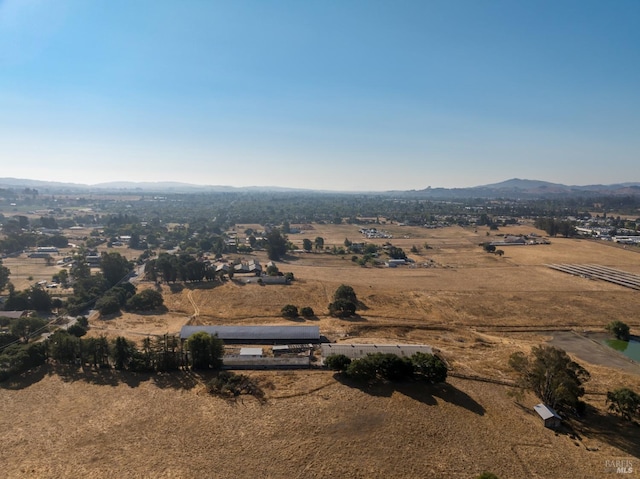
[1, 1, 639, 192]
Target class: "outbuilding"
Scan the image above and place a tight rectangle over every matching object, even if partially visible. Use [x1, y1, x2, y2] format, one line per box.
[534, 403, 562, 429]
[239, 347, 263, 357]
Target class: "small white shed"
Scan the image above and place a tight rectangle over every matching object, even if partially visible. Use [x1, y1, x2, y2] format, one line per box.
[239, 347, 263, 358]
[534, 403, 562, 429]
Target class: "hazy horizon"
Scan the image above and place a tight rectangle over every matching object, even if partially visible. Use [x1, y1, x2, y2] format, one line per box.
[1, 1, 639, 190]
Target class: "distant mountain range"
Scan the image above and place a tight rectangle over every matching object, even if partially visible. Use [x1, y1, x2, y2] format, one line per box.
[392, 178, 640, 199]
[0, 177, 639, 199]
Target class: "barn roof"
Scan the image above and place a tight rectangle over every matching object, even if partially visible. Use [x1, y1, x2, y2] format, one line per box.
[239, 347, 263, 356]
[321, 343, 433, 359]
[534, 403, 561, 421]
[180, 325, 320, 341]
[0, 310, 27, 319]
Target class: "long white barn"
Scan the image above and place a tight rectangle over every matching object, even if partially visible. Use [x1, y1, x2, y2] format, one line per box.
[321, 343, 433, 360]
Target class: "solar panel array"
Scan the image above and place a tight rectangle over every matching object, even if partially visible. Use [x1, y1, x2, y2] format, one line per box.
[546, 264, 640, 290]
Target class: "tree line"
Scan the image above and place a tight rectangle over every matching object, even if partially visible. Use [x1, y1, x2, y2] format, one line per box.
[0, 330, 224, 382]
[325, 351, 448, 384]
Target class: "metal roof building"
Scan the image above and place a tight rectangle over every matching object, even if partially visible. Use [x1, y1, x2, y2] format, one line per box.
[321, 343, 433, 360]
[533, 403, 562, 429]
[180, 325, 320, 344]
[239, 347, 263, 357]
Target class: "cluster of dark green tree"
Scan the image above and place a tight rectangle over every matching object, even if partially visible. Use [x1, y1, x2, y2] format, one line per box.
[509, 345, 590, 414]
[3, 285, 56, 313]
[328, 284, 359, 318]
[325, 351, 448, 384]
[480, 243, 504, 256]
[95, 287, 164, 316]
[0, 341, 48, 382]
[281, 304, 314, 319]
[40, 331, 187, 372]
[301, 237, 326, 252]
[0, 315, 49, 346]
[0, 259, 11, 292]
[265, 229, 291, 260]
[534, 217, 576, 237]
[1, 330, 224, 382]
[145, 252, 222, 283]
[64, 251, 135, 315]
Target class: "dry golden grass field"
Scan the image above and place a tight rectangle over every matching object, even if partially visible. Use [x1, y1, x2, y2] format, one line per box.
[2, 223, 640, 478]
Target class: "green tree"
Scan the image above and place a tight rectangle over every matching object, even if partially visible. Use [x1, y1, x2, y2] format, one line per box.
[126, 289, 164, 312]
[96, 295, 121, 315]
[606, 387, 640, 421]
[0, 259, 10, 291]
[101, 252, 133, 287]
[67, 324, 87, 337]
[333, 284, 357, 303]
[328, 298, 357, 318]
[328, 284, 358, 318]
[324, 354, 352, 371]
[388, 246, 406, 260]
[48, 330, 79, 364]
[10, 317, 47, 343]
[345, 353, 414, 382]
[111, 336, 135, 370]
[266, 229, 288, 261]
[314, 236, 324, 251]
[187, 332, 224, 370]
[281, 304, 299, 318]
[345, 355, 378, 381]
[411, 352, 448, 383]
[606, 321, 630, 341]
[56, 268, 69, 288]
[300, 306, 315, 318]
[482, 243, 496, 253]
[509, 345, 590, 412]
[28, 286, 52, 312]
[302, 238, 313, 252]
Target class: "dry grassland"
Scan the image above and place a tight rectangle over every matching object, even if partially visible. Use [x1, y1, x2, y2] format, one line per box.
[3, 223, 640, 478]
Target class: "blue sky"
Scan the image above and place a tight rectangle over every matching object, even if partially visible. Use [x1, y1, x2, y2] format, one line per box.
[1, 0, 639, 191]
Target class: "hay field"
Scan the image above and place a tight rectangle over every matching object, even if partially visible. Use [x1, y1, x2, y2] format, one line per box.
[2, 255, 71, 291]
[3, 223, 640, 478]
[2, 369, 638, 479]
[141, 225, 640, 332]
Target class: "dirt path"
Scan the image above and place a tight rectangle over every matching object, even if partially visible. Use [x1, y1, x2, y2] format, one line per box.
[548, 331, 640, 375]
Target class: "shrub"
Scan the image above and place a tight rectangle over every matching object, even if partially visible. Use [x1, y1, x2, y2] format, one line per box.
[207, 371, 265, 403]
[67, 324, 87, 338]
[606, 321, 630, 341]
[325, 354, 352, 371]
[281, 304, 298, 318]
[300, 306, 315, 318]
